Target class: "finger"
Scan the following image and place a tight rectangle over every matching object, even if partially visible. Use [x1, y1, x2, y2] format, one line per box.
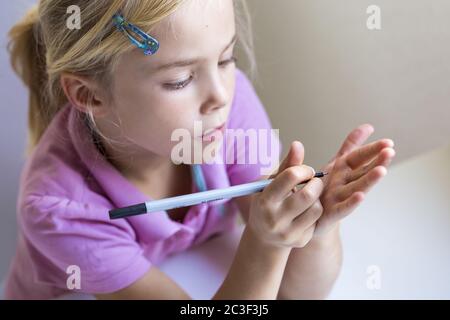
[289, 200, 323, 230]
[269, 141, 305, 179]
[336, 166, 387, 202]
[346, 147, 395, 183]
[321, 124, 374, 186]
[345, 139, 394, 170]
[319, 192, 365, 226]
[281, 177, 324, 220]
[335, 124, 374, 159]
[281, 201, 321, 248]
[263, 165, 316, 203]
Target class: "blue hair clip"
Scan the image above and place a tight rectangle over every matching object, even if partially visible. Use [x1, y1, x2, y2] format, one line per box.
[112, 13, 159, 56]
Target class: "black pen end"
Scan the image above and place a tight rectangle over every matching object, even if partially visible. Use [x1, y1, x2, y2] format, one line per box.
[109, 203, 147, 219]
[314, 171, 328, 178]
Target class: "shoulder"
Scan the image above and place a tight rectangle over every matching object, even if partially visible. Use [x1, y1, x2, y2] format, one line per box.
[18, 107, 107, 221]
[233, 67, 259, 103]
[235, 67, 251, 85]
[20, 193, 108, 223]
[18, 169, 116, 236]
[228, 67, 273, 130]
[18, 191, 122, 246]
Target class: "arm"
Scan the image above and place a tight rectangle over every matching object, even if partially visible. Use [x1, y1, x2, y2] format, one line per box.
[96, 224, 291, 300]
[276, 225, 342, 299]
[276, 125, 394, 299]
[235, 195, 341, 300]
[236, 124, 395, 300]
[95, 266, 191, 299]
[213, 225, 291, 299]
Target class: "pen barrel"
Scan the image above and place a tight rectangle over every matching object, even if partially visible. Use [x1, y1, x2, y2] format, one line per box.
[145, 180, 271, 213]
[107, 172, 326, 219]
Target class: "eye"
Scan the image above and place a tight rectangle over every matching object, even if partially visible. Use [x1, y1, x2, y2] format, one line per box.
[162, 57, 237, 91]
[163, 75, 193, 91]
[219, 56, 237, 67]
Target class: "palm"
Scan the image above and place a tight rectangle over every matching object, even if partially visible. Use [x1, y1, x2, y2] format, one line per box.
[314, 124, 395, 236]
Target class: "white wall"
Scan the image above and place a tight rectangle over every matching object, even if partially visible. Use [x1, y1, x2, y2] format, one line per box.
[245, 0, 450, 167]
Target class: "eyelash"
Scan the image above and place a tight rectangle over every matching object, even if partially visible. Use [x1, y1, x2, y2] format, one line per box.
[164, 56, 237, 91]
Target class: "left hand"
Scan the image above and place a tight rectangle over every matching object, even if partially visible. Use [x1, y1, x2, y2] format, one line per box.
[314, 124, 396, 237]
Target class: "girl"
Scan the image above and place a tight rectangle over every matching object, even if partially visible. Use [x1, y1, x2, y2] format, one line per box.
[5, 0, 395, 299]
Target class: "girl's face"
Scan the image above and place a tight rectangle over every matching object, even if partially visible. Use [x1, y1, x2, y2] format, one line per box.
[100, 0, 236, 160]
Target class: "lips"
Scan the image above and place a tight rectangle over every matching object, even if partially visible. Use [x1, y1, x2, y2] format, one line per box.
[202, 123, 226, 139]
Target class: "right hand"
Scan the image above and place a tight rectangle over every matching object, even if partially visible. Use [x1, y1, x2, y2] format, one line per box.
[247, 141, 324, 249]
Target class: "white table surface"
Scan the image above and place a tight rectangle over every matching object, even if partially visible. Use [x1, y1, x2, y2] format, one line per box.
[159, 143, 450, 299]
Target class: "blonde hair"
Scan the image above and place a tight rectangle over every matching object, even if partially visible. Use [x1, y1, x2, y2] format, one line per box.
[7, 0, 257, 155]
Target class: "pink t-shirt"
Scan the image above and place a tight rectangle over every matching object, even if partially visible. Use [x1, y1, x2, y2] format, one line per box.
[4, 68, 281, 299]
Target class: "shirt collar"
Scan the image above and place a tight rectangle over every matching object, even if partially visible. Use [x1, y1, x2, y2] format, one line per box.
[66, 103, 231, 239]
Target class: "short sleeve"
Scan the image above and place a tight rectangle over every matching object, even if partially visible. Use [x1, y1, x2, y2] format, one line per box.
[20, 194, 152, 294]
[225, 69, 283, 185]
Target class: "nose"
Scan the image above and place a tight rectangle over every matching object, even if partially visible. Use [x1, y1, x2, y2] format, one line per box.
[200, 72, 229, 115]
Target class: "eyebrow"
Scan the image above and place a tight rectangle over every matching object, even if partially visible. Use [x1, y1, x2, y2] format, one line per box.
[152, 33, 237, 72]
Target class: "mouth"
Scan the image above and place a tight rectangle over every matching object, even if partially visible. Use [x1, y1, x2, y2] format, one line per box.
[202, 122, 226, 140]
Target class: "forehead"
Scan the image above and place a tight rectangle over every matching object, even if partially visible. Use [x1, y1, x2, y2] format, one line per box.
[127, 0, 235, 68]
[158, 0, 234, 39]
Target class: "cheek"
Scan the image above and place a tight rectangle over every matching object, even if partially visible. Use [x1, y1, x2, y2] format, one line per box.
[152, 97, 198, 132]
[116, 79, 194, 123]
[116, 96, 199, 152]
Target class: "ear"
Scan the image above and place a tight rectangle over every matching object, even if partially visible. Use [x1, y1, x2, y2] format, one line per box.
[60, 73, 109, 117]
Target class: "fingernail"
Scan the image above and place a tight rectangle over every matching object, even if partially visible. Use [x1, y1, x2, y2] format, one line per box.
[383, 139, 394, 147]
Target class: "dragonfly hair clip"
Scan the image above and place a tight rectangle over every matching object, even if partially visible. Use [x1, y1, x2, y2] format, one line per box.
[112, 13, 160, 56]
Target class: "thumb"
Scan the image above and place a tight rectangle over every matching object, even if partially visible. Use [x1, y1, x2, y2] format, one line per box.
[269, 140, 305, 179]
